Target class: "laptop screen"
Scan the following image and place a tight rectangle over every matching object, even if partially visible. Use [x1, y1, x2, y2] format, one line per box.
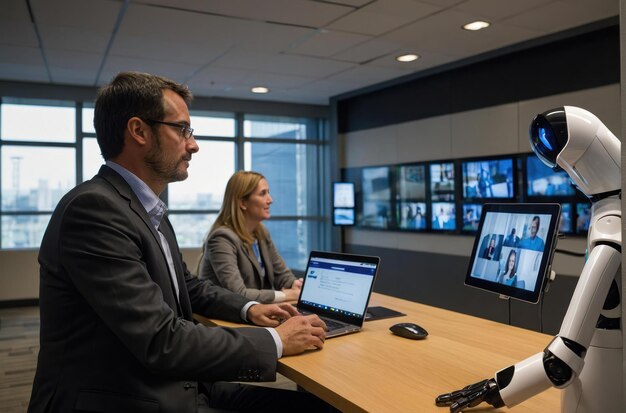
[298, 251, 379, 326]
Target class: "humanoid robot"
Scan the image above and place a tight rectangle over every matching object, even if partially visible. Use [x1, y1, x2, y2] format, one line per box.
[436, 106, 622, 412]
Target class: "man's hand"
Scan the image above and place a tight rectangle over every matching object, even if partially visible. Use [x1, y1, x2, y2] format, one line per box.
[247, 303, 300, 327]
[276, 314, 327, 356]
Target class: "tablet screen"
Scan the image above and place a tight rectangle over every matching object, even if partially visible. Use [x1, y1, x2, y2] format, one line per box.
[465, 203, 561, 303]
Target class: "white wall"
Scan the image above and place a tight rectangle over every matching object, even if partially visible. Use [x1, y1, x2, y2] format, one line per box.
[341, 84, 621, 278]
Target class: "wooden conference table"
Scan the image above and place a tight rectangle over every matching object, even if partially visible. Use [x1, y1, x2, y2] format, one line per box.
[197, 293, 560, 412]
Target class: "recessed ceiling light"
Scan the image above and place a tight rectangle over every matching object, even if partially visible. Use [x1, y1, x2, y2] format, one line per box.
[396, 54, 420, 63]
[463, 21, 490, 31]
[251, 86, 270, 94]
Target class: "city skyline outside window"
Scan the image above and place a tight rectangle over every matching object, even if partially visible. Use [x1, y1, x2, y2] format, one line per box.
[0, 99, 327, 270]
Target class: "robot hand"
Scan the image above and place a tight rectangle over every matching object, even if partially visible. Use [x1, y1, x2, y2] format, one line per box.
[435, 378, 504, 413]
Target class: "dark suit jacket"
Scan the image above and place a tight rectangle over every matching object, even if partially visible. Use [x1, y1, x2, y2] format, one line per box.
[198, 227, 296, 303]
[28, 166, 277, 413]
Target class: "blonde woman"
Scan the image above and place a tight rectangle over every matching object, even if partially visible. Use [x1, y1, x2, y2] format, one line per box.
[198, 171, 302, 303]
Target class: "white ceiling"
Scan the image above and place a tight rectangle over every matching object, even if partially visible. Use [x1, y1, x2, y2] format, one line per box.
[0, 0, 618, 105]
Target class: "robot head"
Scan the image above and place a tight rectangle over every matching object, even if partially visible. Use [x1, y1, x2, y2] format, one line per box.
[529, 106, 620, 198]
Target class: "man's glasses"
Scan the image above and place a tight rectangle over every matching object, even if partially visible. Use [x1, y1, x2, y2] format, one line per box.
[144, 119, 194, 140]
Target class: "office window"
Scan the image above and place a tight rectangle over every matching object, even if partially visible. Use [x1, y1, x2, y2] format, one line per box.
[1, 102, 75, 143]
[2, 214, 51, 249]
[0, 99, 77, 248]
[168, 141, 235, 210]
[244, 115, 316, 139]
[168, 213, 217, 248]
[191, 113, 236, 137]
[241, 114, 325, 270]
[0, 99, 328, 265]
[82, 107, 95, 134]
[1, 146, 75, 211]
[83, 137, 103, 181]
[264, 219, 321, 271]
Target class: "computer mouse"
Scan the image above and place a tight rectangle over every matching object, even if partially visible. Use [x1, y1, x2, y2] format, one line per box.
[389, 322, 428, 340]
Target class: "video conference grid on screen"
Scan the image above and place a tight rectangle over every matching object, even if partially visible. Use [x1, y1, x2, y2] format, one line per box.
[300, 257, 376, 318]
[342, 152, 591, 235]
[469, 211, 553, 292]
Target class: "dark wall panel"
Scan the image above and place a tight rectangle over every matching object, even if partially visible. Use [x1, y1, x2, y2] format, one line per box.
[346, 244, 578, 335]
[337, 23, 619, 134]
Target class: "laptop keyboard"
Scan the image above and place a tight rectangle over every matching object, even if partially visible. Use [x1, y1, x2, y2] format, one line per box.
[323, 318, 347, 331]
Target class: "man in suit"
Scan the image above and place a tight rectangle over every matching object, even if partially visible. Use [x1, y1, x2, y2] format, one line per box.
[28, 72, 328, 413]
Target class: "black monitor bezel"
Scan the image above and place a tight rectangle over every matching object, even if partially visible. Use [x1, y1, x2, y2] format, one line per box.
[464, 203, 561, 303]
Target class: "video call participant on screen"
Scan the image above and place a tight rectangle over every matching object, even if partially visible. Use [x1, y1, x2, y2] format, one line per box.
[496, 250, 518, 287]
[519, 215, 545, 251]
[482, 237, 497, 260]
[477, 169, 493, 197]
[463, 209, 477, 228]
[503, 228, 520, 247]
[433, 207, 454, 229]
[198, 171, 303, 304]
[28, 72, 330, 413]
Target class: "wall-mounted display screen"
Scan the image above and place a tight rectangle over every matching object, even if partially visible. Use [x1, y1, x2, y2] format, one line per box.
[430, 162, 454, 201]
[333, 208, 355, 226]
[333, 182, 355, 208]
[526, 156, 576, 197]
[465, 203, 561, 303]
[559, 203, 573, 234]
[462, 203, 483, 232]
[361, 201, 390, 228]
[462, 158, 514, 199]
[397, 164, 426, 200]
[431, 202, 456, 230]
[342, 152, 588, 238]
[360, 167, 391, 228]
[576, 202, 591, 233]
[397, 201, 426, 230]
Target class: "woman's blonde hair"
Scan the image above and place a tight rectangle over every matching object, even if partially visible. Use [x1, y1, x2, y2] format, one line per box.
[210, 170, 268, 245]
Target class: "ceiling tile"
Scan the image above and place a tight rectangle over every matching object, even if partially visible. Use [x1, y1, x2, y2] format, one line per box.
[325, 64, 414, 86]
[109, 34, 232, 66]
[98, 55, 200, 86]
[286, 30, 371, 58]
[119, 4, 314, 54]
[452, 0, 552, 20]
[189, 66, 315, 90]
[502, 0, 618, 33]
[0, 44, 48, 82]
[30, 0, 121, 31]
[331, 38, 402, 63]
[367, 48, 458, 70]
[46, 49, 102, 84]
[38, 25, 110, 53]
[211, 49, 355, 78]
[327, 0, 442, 35]
[382, 9, 507, 56]
[139, 0, 355, 27]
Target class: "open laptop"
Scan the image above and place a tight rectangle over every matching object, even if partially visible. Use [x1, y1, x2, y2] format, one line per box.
[296, 251, 380, 338]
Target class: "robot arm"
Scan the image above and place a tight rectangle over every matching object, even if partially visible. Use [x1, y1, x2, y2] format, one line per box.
[436, 106, 622, 412]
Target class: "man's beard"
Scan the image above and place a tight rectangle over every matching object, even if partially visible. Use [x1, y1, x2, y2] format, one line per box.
[145, 133, 188, 183]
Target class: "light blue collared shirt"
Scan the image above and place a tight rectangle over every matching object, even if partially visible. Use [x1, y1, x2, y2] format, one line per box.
[104, 161, 283, 357]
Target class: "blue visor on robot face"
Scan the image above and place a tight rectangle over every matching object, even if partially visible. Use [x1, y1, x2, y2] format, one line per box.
[529, 108, 568, 171]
